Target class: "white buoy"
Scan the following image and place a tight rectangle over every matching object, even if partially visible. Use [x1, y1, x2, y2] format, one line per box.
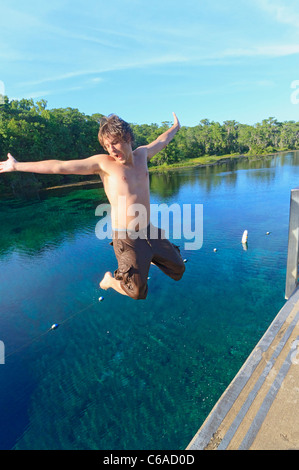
[183, 258, 188, 263]
[266, 231, 270, 235]
[50, 323, 59, 330]
[99, 296, 104, 302]
[241, 230, 248, 244]
[213, 248, 217, 252]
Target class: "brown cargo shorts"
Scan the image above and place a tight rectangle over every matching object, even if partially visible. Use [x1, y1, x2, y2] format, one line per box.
[110, 224, 185, 300]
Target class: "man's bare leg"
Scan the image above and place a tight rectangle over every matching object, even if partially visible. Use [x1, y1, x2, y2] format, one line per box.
[100, 271, 129, 296]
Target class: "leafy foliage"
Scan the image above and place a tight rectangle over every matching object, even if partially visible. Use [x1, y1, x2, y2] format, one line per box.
[1, 97, 299, 196]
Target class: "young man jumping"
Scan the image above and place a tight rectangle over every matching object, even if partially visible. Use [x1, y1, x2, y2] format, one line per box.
[0, 112, 185, 299]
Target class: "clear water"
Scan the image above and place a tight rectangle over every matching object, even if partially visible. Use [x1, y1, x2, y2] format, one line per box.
[0, 152, 298, 450]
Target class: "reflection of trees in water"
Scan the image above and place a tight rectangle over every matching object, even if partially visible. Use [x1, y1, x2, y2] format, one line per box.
[150, 160, 240, 197]
[195, 162, 238, 193]
[150, 151, 299, 198]
[150, 171, 191, 198]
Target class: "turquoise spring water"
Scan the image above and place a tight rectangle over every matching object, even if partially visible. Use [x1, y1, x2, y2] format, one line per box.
[0, 151, 298, 449]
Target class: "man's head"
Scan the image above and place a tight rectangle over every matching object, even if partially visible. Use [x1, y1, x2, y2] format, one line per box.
[98, 114, 134, 150]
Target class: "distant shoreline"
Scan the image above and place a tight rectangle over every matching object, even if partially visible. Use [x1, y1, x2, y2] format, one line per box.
[148, 149, 298, 173]
[38, 179, 103, 193]
[38, 149, 297, 193]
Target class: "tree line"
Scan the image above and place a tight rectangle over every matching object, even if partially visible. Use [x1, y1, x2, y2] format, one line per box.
[0, 96, 299, 196]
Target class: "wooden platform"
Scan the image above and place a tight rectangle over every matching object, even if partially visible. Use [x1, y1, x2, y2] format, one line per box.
[187, 287, 299, 450]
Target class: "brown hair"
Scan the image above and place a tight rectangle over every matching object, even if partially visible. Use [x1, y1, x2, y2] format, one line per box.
[98, 114, 134, 149]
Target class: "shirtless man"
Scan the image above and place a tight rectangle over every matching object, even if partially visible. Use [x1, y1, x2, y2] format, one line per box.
[0, 113, 185, 299]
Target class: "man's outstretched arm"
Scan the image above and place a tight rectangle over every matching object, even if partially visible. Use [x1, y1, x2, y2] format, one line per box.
[0, 153, 103, 175]
[141, 112, 181, 160]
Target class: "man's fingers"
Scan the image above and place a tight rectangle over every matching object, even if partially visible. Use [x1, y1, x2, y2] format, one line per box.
[172, 112, 180, 129]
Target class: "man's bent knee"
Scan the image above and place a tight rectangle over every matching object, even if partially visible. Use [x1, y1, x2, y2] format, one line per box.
[120, 280, 148, 300]
[171, 262, 185, 281]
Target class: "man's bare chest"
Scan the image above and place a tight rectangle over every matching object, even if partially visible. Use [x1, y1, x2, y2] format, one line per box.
[103, 163, 149, 199]
[111, 165, 148, 190]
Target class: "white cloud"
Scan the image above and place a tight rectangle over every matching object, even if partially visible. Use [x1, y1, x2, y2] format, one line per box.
[231, 79, 275, 88]
[20, 55, 188, 88]
[12, 85, 85, 101]
[256, 0, 299, 29]
[222, 44, 299, 58]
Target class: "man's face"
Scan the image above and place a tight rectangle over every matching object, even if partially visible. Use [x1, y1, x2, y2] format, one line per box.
[103, 136, 132, 163]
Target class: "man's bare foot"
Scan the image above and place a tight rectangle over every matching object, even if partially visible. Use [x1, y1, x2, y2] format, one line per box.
[100, 271, 113, 290]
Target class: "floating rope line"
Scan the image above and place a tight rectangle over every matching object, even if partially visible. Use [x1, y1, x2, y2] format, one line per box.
[5, 297, 104, 361]
[52, 299, 101, 329]
[5, 328, 52, 360]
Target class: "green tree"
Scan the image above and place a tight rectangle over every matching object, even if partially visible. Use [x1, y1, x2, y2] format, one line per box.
[1, 96, 299, 197]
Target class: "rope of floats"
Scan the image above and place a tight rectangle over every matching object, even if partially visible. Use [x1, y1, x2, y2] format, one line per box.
[5, 298, 103, 361]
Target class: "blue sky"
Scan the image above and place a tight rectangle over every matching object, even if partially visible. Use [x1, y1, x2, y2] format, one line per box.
[0, 0, 298, 126]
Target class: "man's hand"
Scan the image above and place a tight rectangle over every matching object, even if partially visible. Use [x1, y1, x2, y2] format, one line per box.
[0, 153, 17, 173]
[141, 112, 181, 161]
[172, 112, 181, 130]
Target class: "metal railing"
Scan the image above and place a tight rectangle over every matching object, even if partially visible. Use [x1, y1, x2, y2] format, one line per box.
[285, 188, 299, 299]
